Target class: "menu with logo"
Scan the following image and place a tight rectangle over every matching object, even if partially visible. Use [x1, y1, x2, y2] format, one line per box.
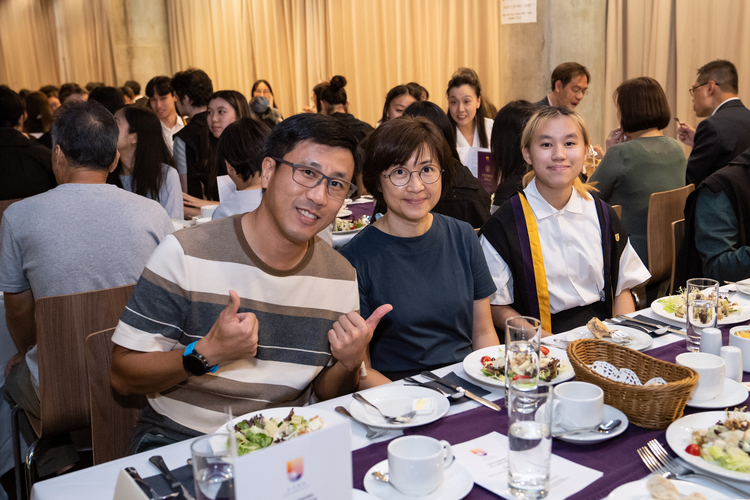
[465, 147, 496, 194]
[453, 432, 602, 499]
[233, 417, 352, 499]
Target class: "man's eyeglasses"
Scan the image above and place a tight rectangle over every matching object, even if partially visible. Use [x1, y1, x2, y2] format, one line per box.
[382, 165, 443, 187]
[689, 81, 719, 97]
[272, 157, 356, 200]
[571, 86, 588, 97]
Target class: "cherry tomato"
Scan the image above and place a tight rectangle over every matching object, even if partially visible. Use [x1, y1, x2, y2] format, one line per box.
[512, 374, 531, 381]
[540, 346, 550, 356]
[480, 356, 493, 365]
[685, 444, 701, 456]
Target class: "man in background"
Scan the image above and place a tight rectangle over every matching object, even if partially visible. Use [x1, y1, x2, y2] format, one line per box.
[145, 76, 185, 154]
[536, 62, 591, 109]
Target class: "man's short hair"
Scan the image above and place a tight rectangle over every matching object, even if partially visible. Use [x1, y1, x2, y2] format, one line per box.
[145, 76, 174, 98]
[219, 118, 271, 182]
[550, 62, 591, 91]
[615, 77, 671, 134]
[59, 83, 87, 104]
[39, 85, 59, 98]
[0, 85, 25, 128]
[88, 86, 125, 114]
[124, 80, 141, 95]
[170, 68, 214, 107]
[51, 100, 119, 170]
[86, 82, 105, 92]
[697, 60, 739, 94]
[263, 113, 361, 181]
[120, 85, 135, 100]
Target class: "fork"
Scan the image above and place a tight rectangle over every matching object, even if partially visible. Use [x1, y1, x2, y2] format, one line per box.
[638, 441, 749, 497]
[353, 393, 416, 424]
[335, 406, 389, 439]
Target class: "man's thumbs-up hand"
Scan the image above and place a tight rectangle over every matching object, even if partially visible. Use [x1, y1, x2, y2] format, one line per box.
[195, 290, 259, 366]
[329, 304, 393, 372]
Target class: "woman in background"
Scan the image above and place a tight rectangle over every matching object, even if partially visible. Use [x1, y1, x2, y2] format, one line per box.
[110, 106, 183, 219]
[378, 84, 422, 124]
[446, 72, 494, 166]
[320, 75, 373, 144]
[490, 100, 537, 210]
[251, 79, 280, 112]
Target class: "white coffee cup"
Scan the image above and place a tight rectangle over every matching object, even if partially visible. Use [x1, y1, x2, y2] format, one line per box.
[387, 436, 453, 496]
[201, 204, 219, 218]
[699, 328, 723, 356]
[676, 352, 725, 401]
[553, 381, 604, 430]
[720, 346, 743, 382]
[729, 326, 750, 372]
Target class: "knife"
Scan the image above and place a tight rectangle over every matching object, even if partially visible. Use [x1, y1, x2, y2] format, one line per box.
[149, 455, 194, 500]
[615, 315, 685, 336]
[420, 371, 501, 411]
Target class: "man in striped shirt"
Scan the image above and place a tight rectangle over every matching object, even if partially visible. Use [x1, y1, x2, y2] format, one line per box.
[110, 114, 391, 452]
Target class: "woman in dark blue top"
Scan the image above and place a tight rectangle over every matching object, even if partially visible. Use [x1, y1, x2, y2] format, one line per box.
[340, 117, 498, 387]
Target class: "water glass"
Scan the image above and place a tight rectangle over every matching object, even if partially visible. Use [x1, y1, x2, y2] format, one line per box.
[507, 384, 553, 500]
[685, 278, 719, 352]
[191, 433, 235, 500]
[505, 317, 542, 394]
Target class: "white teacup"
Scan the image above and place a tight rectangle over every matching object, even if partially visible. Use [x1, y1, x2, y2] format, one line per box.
[729, 326, 750, 372]
[387, 436, 453, 496]
[676, 352, 725, 401]
[201, 204, 219, 218]
[553, 381, 604, 430]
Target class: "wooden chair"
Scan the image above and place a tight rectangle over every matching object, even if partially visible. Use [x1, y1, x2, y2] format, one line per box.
[612, 205, 622, 219]
[85, 328, 147, 465]
[0, 197, 23, 221]
[12, 284, 135, 492]
[645, 185, 694, 285]
[670, 219, 686, 295]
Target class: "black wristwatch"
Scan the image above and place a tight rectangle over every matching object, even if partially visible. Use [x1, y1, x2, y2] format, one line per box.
[182, 341, 218, 376]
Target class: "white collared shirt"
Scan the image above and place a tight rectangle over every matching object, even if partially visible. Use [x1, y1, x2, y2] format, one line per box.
[480, 178, 650, 313]
[456, 117, 494, 166]
[712, 97, 740, 116]
[160, 116, 185, 153]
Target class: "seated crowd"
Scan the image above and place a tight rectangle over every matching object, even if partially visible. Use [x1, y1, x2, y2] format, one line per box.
[2, 57, 750, 472]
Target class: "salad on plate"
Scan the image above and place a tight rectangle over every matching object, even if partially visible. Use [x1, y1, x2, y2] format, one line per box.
[334, 216, 368, 232]
[685, 409, 750, 473]
[480, 345, 561, 383]
[657, 291, 740, 322]
[231, 409, 326, 456]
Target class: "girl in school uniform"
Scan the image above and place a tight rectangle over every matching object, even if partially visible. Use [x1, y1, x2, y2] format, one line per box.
[479, 106, 650, 335]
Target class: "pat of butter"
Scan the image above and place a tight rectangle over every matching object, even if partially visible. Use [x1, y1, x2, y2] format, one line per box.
[412, 398, 435, 415]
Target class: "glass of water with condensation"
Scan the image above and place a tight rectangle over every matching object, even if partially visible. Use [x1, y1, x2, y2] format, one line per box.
[507, 385, 553, 499]
[685, 278, 719, 352]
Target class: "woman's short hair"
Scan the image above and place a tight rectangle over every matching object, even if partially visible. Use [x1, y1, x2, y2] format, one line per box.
[218, 118, 271, 182]
[380, 84, 423, 123]
[208, 90, 251, 120]
[490, 100, 536, 185]
[446, 72, 489, 148]
[321, 75, 347, 107]
[615, 77, 671, 134]
[362, 116, 456, 204]
[251, 79, 278, 109]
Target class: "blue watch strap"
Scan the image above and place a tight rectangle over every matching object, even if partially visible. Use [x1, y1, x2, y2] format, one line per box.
[183, 341, 218, 373]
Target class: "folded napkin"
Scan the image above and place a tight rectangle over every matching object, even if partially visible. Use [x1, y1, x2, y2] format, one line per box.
[419, 372, 490, 405]
[145, 464, 195, 498]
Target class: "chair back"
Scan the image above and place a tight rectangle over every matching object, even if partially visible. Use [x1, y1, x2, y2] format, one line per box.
[612, 205, 622, 219]
[85, 327, 147, 465]
[33, 284, 135, 437]
[646, 185, 694, 285]
[670, 219, 686, 295]
[0, 197, 23, 222]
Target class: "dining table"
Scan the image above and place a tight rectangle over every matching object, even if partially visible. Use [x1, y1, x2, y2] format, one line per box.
[30, 291, 750, 500]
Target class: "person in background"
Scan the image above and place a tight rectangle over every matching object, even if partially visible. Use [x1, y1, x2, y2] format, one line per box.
[124, 80, 147, 106]
[480, 106, 649, 335]
[211, 118, 271, 220]
[589, 77, 686, 269]
[251, 79, 281, 114]
[321, 75, 373, 144]
[85, 82, 104, 92]
[490, 100, 536, 210]
[23, 91, 53, 140]
[535, 62, 590, 109]
[0, 85, 56, 201]
[677, 59, 750, 186]
[145, 76, 185, 154]
[171, 68, 214, 197]
[378, 84, 422, 124]
[446, 72, 494, 166]
[341, 116, 498, 386]
[109, 105, 183, 220]
[453, 68, 497, 118]
[88, 86, 125, 115]
[406, 82, 429, 101]
[120, 85, 135, 105]
[249, 95, 283, 129]
[39, 85, 60, 113]
[58, 83, 87, 104]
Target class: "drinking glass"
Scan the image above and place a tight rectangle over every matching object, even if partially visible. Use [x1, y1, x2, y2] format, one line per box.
[685, 278, 719, 352]
[505, 316, 542, 395]
[191, 433, 235, 500]
[507, 384, 553, 499]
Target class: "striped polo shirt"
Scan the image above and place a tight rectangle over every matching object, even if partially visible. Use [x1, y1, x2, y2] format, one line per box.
[112, 214, 359, 433]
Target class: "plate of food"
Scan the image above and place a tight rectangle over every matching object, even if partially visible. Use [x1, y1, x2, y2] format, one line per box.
[348, 386, 450, 429]
[734, 279, 750, 297]
[462, 344, 574, 388]
[216, 407, 341, 456]
[565, 318, 653, 351]
[605, 474, 730, 499]
[334, 216, 368, 234]
[665, 409, 750, 482]
[651, 293, 748, 325]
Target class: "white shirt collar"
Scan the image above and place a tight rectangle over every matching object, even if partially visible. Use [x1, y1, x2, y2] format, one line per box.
[712, 97, 740, 116]
[524, 177, 584, 220]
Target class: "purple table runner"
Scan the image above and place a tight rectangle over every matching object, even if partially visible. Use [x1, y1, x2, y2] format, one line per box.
[352, 332, 750, 499]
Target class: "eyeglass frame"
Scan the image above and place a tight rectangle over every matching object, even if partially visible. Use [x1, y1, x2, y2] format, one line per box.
[689, 80, 720, 97]
[381, 165, 444, 187]
[272, 157, 356, 199]
[570, 85, 588, 97]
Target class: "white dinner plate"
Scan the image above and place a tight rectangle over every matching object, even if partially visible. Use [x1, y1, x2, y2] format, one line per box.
[686, 378, 749, 409]
[552, 404, 629, 444]
[349, 386, 450, 429]
[337, 207, 353, 217]
[665, 411, 750, 482]
[353, 489, 379, 499]
[462, 345, 574, 388]
[333, 226, 365, 235]
[363, 459, 473, 500]
[215, 406, 344, 434]
[605, 475, 731, 499]
[651, 295, 750, 326]
[734, 279, 750, 297]
[565, 324, 653, 351]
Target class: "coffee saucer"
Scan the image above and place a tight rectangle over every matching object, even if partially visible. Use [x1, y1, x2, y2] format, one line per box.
[363, 459, 473, 499]
[551, 404, 629, 444]
[686, 378, 749, 409]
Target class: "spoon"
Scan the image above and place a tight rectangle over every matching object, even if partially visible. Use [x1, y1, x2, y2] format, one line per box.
[353, 393, 416, 424]
[403, 377, 465, 399]
[553, 419, 621, 438]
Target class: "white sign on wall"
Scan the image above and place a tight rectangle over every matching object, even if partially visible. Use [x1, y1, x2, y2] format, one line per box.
[501, 0, 537, 25]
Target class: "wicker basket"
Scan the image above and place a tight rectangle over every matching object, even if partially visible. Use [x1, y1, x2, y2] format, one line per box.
[567, 339, 699, 429]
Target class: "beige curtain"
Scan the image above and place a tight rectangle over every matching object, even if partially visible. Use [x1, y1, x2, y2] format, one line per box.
[0, 0, 60, 90]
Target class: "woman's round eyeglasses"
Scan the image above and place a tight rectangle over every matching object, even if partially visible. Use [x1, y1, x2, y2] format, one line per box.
[382, 165, 443, 187]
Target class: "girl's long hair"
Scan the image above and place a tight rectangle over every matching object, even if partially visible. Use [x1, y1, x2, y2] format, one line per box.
[446, 73, 489, 148]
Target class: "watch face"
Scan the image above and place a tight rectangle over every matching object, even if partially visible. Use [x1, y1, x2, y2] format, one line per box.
[183, 353, 208, 376]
